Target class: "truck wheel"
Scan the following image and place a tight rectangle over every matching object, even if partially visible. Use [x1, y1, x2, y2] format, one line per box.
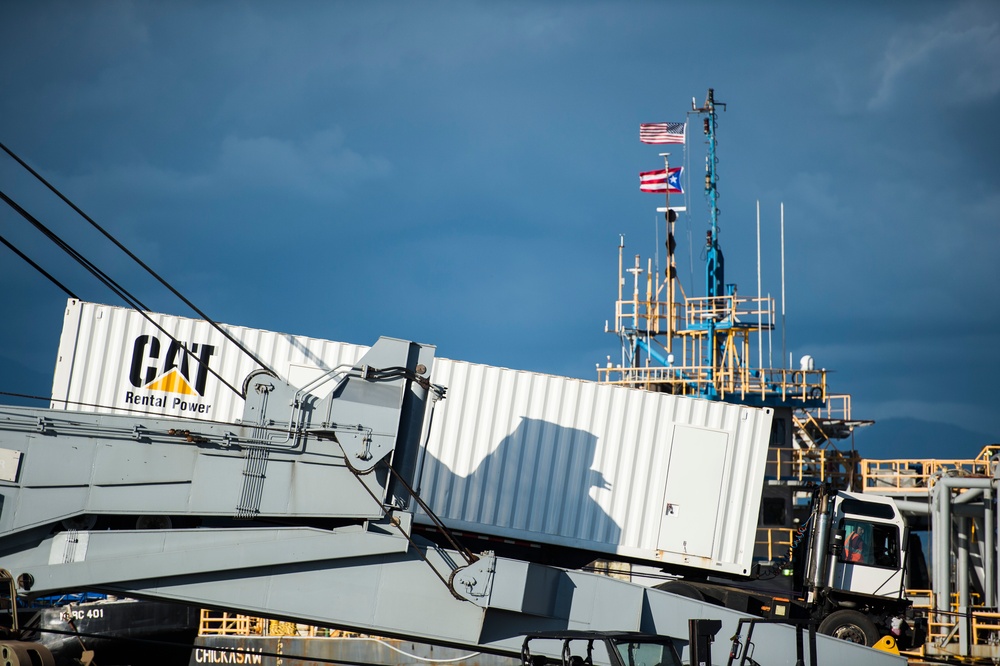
[818, 610, 880, 645]
[654, 581, 705, 601]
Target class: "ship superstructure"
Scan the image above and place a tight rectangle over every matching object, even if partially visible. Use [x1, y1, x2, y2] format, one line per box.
[599, 90, 879, 590]
[600, 89, 868, 495]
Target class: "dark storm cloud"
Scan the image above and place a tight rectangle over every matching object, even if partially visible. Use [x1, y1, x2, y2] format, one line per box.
[0, 2, 997, 444]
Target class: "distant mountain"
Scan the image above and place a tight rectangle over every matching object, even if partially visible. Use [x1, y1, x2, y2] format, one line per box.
[850, 418, 996, 461]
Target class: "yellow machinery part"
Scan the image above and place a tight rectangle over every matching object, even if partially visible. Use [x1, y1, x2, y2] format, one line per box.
[872, 635, 900, 654]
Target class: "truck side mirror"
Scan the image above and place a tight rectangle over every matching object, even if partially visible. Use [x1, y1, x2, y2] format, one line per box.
[830, 529, 845, 556]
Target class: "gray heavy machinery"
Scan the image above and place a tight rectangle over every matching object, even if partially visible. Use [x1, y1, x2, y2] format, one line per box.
[0, 337, 902, 665]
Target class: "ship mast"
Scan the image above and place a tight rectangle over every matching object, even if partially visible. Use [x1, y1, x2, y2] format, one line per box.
[692, 88, 726, 397]
[603, 89, 861, 415]
[696, 87, 725, 302]
[601, 90, 877, 566]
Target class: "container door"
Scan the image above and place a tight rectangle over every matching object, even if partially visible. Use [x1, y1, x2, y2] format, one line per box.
[657, 425, 729, 558]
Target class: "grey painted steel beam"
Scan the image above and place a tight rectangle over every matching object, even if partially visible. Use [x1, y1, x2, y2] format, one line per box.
[1, 529, 904, 665]
[0, 334, 905, 665]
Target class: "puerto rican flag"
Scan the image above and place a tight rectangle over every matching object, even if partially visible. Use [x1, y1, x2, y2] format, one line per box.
[639, 166, 683, 194]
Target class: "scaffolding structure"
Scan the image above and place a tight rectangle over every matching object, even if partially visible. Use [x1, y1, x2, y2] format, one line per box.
[598, 89, 869, 487]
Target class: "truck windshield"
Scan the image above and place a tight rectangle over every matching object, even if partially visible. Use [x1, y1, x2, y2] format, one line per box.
[613, 639, 682, 666]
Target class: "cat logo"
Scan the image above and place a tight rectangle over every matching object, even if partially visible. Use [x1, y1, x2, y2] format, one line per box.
[128, 335, 216, 396]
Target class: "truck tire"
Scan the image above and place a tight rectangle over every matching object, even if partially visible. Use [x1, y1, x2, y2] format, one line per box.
[818, 610, 880, 645]
[654, 581, 705, 601]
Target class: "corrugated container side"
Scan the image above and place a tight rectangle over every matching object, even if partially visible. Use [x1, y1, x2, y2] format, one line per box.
[50, 300, 772, 575]
[416, 356, 771, 574]
[51, 300, 367, 421]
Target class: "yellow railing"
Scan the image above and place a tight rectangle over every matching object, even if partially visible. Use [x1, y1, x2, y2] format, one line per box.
[198, 610, 357, 638]
[612, 293, 773, 336]
[976, 445, 1000, 466]
[904, 589, 955, 649]
[683, 294, 774, 330]
[927, 613, 954, 646]
[907, 589, 932, 611]
[755, 527, 794, 562]
[766, 447, 859, 487]
[904, 590, 1000, 652]
[809, 394, 854, 421]
[596, 363, 827, 405]
[199, 609, 262, 636]
[614, 297, 672, 336]
[605, 289, 828, 405]
[924, 592, 968, 645]
[861, 445, 999, 493]
[972, 610, 1000, 646]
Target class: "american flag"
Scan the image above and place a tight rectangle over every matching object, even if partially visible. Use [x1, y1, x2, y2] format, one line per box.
[639, 167, 683, 194]
[640, 122, 686, 145]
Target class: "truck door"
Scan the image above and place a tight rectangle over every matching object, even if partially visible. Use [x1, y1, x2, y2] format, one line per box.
[830, 517, 904, 598]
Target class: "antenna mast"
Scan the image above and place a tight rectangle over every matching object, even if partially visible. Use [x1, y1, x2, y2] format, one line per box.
[692, 88, 726, 394]
[694, 88, 726, 300]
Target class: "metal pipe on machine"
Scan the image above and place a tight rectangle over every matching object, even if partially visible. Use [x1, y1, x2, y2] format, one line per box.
[957, 515, 970, 655]
[930, 477, 997, 618]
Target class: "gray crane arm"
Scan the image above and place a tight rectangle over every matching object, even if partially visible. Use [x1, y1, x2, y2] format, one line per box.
[0, 337, 903, 665]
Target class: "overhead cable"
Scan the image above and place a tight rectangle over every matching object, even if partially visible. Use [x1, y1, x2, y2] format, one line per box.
[0, 140, 279, 384]
[0, 188, 247, 399]
[0, 232, 78, 299]
[0, 188, 149, 310]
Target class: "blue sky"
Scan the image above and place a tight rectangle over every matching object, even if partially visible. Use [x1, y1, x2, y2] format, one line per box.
[1, 2, 998, 457]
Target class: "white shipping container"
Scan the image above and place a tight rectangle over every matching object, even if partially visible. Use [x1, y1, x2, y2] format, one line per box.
[51, 299, 772, 576]
[52, 300, 369, 419]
